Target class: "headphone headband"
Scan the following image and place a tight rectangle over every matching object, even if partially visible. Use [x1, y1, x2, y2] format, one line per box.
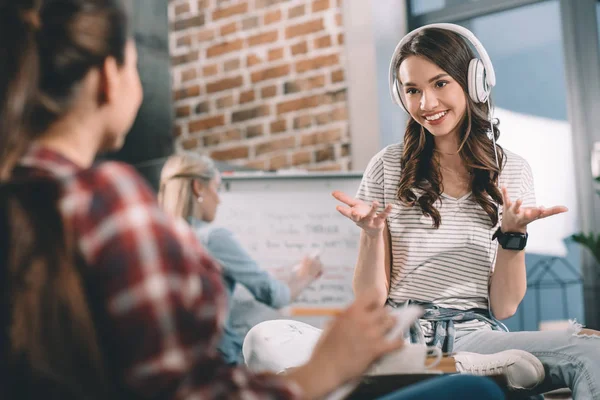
[389, 23, 496, 105]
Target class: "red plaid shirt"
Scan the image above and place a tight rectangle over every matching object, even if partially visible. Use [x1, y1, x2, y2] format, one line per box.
[16, 146, 301, 400]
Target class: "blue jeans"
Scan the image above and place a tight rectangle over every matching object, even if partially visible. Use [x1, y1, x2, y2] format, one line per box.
[454, 327, 600, 399]
[379, 375, 503, 400]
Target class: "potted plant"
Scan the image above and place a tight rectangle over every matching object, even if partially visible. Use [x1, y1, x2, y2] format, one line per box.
[570, 176, 600, 264]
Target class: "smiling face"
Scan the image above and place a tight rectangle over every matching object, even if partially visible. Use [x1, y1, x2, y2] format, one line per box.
[398, 55, 468, 139]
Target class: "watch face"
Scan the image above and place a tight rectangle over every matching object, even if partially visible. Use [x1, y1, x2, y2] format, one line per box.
[506, 236, 524, 249]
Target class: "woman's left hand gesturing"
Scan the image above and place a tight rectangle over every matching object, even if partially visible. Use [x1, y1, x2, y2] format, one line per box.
[500, 186, 568, 233]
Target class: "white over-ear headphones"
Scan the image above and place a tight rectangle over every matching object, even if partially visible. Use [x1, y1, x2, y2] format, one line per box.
[389, 23, 496, 110]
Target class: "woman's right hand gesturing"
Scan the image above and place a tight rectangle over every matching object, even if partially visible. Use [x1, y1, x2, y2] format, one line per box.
[332, 191, 392, 237]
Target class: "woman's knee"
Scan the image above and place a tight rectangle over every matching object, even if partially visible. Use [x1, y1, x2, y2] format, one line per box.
[242, 319, 321, 373]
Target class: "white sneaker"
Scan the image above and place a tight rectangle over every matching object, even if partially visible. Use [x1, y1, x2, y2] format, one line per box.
[454, 350, 545, 390]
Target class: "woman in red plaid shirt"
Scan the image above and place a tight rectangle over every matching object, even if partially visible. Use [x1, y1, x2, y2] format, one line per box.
[0, 1, 504, 400]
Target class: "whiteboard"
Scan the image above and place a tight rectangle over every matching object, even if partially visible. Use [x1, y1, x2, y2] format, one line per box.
[213, 173, 363, 333]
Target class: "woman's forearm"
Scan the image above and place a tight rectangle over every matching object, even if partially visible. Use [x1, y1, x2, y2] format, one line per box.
[352, 227, 390, 306]
[286, 275, 310, 300]
[489, 246, 527, 319]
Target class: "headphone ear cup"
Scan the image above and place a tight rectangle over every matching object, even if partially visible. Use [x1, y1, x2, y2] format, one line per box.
[468, 58, 488, 103]
[394, 79, 409, 112]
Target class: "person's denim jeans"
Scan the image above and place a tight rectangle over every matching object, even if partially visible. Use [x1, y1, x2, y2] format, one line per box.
[453, 326, 600, 399]
[378, 375, 503, 400]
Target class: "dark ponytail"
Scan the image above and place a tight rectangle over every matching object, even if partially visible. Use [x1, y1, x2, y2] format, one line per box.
[0, 1, 41, 180]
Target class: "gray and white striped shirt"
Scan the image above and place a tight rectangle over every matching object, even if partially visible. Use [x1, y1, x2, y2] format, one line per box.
[357, 142, 535, 337]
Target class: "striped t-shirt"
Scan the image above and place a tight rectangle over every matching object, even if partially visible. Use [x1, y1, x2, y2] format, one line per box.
[356, 142, 536, 338]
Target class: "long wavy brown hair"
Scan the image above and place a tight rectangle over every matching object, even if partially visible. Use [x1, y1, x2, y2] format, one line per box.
[1, 178, 117, 400]
[395, 28, 504, 228]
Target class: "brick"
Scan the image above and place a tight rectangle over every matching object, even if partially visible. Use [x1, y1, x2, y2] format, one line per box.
[312, 0, 329, 12]
[174, 3, 190, 16]
[223, 129, 242, 142]
[181, 67, 197, 82]
[247, 54, 262, 67]
[288, 5, 305, 19]
[335, 13, 343, 26]
[264, 9, 282, 25]
[301, 128, 342, 146]
[220, 21, 238, 36]
[203, 132, 221, 147]
[251, 64, 290, 83]
[173, 125, 183, 138]
[242, 16, 259, 30]
[176, 34, 192, 47]
[246, 124, 264, 138]
[315, 145, 335, 162]
[341, 142, 350, 157]
[269, 154, 289, 170]
[331, 69, 344, 83]
[232, 105, 270, 122]
[247, 31, 278, 47]
[255, 0, 286, 8]
[195, 101, 210, 114]
[239, 89, 255, 104]
[277, 95, 320, 114]
[295, 54, 339, 73]
[211, 146, 250, 161]
[292, 150, 311, 165]
[206, 38, 244, 58]
[198, 29, 215, 42]
[203, 64, 218, 76]
[283, 75, 326, 94]
[189, 115, 226, 133]
[172, 50, 199, 66]
[212, 2, 248, 20]
[206, 76, 244, 93]
[294, 115, 312, 129]
[331, 107, 348, 121]
[270, 119, 286, 134]
[182, 137, 199, 150]
[172, 15, 205, 31]
[268, 47, 284, 61]
[216, 95, 234, 109]
[337, 33, 344, 45]
[173, 85, 201, 101]
[176, 105, 191, 118]
[314, 110, 331, 125]
[224, 58, 240, 72]
[314, 35, 332, 49]
[309, 163, 342, 172]
[323, 88, 346, 103]
[290, 41, 308, 56]
[261, 85, 277, 98]
[245, 159, 267, 170]
[285, 19, 324, 39]
[255, 136, 295, 156]
[198, 0, 209, 9]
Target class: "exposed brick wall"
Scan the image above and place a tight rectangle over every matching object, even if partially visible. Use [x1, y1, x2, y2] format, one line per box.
[169, 0, 350, 171]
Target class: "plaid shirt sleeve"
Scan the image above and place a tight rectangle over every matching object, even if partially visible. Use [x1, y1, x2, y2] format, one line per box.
[65, 162, 301, 400]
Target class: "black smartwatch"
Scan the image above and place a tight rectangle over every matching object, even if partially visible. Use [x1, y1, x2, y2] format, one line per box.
[492, 227, 528, 250]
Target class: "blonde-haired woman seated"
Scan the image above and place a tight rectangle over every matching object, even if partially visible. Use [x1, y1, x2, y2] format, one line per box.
[158, 151, 323, 364]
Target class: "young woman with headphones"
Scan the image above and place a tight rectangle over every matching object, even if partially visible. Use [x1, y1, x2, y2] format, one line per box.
[332, 23, 600, 399]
